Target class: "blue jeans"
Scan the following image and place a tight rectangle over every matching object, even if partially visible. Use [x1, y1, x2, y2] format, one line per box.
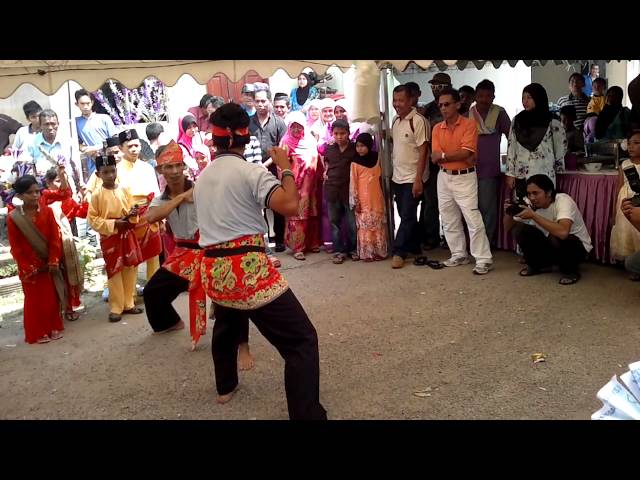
[392, 181, 422, 258]
[327, 200, 356, 254]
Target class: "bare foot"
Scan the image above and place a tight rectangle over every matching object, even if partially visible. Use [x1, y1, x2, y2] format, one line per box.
[217, 387, 237, 404]
[238, 343, 255, 371]
[154, 320, 185, 335]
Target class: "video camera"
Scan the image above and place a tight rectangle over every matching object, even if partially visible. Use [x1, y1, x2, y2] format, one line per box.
[506, 178, 530, 216]
[623, 164, 640, 207]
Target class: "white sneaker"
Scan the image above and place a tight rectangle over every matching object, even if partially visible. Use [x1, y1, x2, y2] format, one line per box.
[443, 256, 470, 267]
[473, 263, 493, 275]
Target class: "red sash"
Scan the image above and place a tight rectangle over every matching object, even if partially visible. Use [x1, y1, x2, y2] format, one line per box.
[200, 234, 289, 310]
[100, 229, 144, 278]
[162, 235, 207, 348]
[132, 193, 162, 261]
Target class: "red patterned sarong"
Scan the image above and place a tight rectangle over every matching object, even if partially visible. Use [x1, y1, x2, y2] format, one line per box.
[100, 229, 144, 279]
[133, 194, 162, 261]
[201, 234, 289, 310]
[162, 236, 207, 347]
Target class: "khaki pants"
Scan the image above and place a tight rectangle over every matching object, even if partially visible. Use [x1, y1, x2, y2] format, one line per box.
[107, 266, 138, 314]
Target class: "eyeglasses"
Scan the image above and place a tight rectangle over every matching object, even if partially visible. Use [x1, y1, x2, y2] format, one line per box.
[438, 102, 453, 108]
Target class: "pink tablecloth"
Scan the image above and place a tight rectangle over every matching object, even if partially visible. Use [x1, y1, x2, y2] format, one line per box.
[496, 172, 619, 263]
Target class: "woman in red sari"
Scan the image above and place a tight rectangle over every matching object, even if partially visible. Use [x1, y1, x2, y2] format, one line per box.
[279, 111, 324, 261]
[7, 175, 65, 344]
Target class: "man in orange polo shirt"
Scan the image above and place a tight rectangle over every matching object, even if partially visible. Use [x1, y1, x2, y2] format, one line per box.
[431, 88, 493, 275]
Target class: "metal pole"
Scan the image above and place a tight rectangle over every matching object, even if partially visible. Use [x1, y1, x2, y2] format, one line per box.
[379, 67, 395, 245]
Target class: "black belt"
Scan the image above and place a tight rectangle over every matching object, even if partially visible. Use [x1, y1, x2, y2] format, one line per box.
[176, 241, 202, 250]
[203, 245, 265, 257]
[440, 167, 475, 175]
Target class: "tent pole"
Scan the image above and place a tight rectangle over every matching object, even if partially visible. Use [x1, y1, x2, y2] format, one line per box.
[379, 67, 395, 246]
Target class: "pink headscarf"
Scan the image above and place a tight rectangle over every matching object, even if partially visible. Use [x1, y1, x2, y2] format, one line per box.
[192, 144, 211, 176]
[280, 111, 319, 188]
[176, 114, 199, 157]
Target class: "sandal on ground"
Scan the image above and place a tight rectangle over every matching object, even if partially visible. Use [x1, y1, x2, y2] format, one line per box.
[332, 253, 345, 264]
[519, 265, 552, 277]
[350, 253, 360, 261]
[50, 330, 63, 340]
[293, 252, 306, 261]
[413, 256, 428, 266]
[108, 313, 122, 323]
[559, 273, 581, 285]
[426, 260, 444, 270]
[123, 307, 144, 315]
[268, 255, 282, 268]
[64, 311, 80, 321]
[36, 335, 51, 344]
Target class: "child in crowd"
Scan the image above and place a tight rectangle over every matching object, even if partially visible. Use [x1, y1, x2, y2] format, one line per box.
[88, 154, 144, 322]
[349, 133, 388, 261]
[611, 130, 640, 276]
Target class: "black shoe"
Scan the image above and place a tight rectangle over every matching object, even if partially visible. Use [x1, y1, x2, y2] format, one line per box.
[275, 243, 286, 252]
[108, 313, 122, 323]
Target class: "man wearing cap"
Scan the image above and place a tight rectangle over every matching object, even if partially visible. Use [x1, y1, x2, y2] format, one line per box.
[75, 89, 118, 182]
[195, 102, 326, 419]
[116, 129, 162, 281]
[240, 84, 257, 117]
[249, 87, 288, 252]
[421, 72, 453, 250]
[431, 87, 493, 275]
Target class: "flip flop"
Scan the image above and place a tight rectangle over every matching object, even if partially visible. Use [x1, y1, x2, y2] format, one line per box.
[559, 273, 581, 285]
[426, 260, 444, 270]
[64, 311, 80, 321]
[413, 256, 428, 266]
[332, 254, 345, 264]
[519, 265, 552, 277]
[293, 252, 306, 261]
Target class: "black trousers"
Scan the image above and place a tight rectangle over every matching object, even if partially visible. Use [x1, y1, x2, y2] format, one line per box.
[143, 267, 189, 332]
[512, 223, 587, 274]
[419, 168, 440, 247]
[144, 267, 249, 342]
[212, 288, 327, 420]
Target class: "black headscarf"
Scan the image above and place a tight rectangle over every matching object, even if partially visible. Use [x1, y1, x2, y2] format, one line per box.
[295, 73, 313, 106]
[353, 133, 378, 168]
[513, 83, 553, 152]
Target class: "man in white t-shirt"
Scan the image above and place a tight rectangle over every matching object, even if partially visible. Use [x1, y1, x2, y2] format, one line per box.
[390, 84, 429, 269]
[503, 174, 592, 285]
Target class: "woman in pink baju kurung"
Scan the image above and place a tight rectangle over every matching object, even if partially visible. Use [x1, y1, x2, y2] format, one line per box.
[279, 112, 324, 260]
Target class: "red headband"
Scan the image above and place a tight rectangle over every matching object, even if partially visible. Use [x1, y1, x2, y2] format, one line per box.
[211, 126, 250, 137]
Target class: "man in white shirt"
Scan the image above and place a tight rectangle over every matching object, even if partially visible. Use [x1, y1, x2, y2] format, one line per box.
[390, 84, 429, 269]
[504, 174, 592, 285]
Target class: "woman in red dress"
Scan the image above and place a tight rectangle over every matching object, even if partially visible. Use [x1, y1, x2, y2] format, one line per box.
[7, 175, 65, 344]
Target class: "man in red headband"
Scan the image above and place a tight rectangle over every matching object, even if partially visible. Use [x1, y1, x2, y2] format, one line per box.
[195, 103, 326, 419]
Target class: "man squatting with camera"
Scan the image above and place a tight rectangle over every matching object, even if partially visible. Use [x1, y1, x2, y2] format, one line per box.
[503, 174, 592, 285]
